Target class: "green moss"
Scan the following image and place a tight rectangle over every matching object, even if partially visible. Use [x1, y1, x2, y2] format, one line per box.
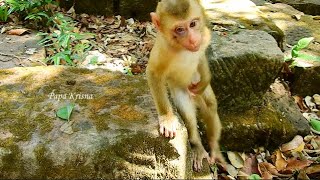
[34, 144, 55, 178]
[0, 144, 23, 178]
[34, 144, 97, 179]
[34, 114, 54, 135]
[19, 74, 33, 83]
[1, 111, 35, 142]
[90, 114, 110, 132]
[258, 105, 296, 150]
[92, 132, 179, 179]
[67, 67, 93, 74]
[0, 69, 15, 79]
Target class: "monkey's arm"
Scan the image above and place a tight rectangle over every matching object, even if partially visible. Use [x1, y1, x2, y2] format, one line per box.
[147, 69, 178, 138]
[189, 56, 211, 95]
[146, 69, 174, 116]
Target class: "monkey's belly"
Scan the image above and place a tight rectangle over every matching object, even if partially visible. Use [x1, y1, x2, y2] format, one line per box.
[166, 50, 201, 87]
[167, 63, 200, 88]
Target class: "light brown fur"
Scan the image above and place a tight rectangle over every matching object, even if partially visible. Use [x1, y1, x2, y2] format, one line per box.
[147, 0, 224, 171]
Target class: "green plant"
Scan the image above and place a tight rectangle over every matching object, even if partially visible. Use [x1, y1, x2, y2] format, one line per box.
[285, 37, 320, 68]
[6, 0, 57, 26]
[38, 13, 94, 65]
[7, 0, 55, 14]
[0, 5, 9, 22]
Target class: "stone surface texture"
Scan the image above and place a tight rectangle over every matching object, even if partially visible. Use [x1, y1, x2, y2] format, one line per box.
[269, 0, 320, 15]
[207, 30, 309, 151]
[0, 32, 45, 69]
[202, 0, 285, 49]
[0, 66, 197, 179]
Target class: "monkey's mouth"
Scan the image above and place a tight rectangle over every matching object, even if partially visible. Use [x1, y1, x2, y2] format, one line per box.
[187, 45, 200, 52]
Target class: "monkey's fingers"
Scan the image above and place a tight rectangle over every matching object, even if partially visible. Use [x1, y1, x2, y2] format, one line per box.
[159, 125, 165, 135]
[209, 153, 227, 169]
[159, 125, 174, 138]
[192, 149, 209, 172]
[158, 115, 178, 138]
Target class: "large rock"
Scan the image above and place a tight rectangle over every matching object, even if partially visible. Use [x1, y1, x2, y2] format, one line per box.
[258, 3, 320, 96]
[258, 3, 320, 50]
[208, 30, 283, 111]
[268, 0, 320, 15]
[207, 30, 310, 150]
[202, 0, 285, 49]
[291, 66, 320, 96]
[0, 33, 45, 69]
[59, 0, 158, 20]
[220, 80, 310, 151]
[0, 66, 205, 179]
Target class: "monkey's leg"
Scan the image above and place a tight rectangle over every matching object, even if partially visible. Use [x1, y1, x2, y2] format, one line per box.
[171, 88, 209, 171]
[197, 85, 225, 165]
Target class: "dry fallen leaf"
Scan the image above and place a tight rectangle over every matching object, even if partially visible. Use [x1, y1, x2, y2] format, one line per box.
[297, 169, 310, 180]
[306, 164, 320, 174]
[7, 28, 30, 36]
[313, 16, 320, 20]
[226, 164, 238, 178]
[274, 150, 287, 171]
[285, 158, 313, 172]
[60, 120, 74, 134]
[281, 135, 304, 152]
[131, 64, 143, 74]
[258, 162, 273, 179]
[292, 142, 305, 152]
[227, 151, 245, 168]
[240, 154, 259, 175]
[293, 95, 309, 112]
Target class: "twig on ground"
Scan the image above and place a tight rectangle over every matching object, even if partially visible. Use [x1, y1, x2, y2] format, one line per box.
[0, 52, 23, 62]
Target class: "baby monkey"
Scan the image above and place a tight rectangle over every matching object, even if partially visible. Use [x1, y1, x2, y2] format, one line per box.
[146, 0, 224, 171]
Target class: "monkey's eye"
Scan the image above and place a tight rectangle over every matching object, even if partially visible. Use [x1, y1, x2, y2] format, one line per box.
[175, 27, 186, 36]
[190, 20, 198, 28]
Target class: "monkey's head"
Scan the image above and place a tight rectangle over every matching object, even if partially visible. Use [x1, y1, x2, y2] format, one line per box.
[150, 0, 206, 52]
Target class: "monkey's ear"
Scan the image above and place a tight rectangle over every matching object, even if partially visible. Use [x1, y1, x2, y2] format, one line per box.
[150, 12, 160, 30]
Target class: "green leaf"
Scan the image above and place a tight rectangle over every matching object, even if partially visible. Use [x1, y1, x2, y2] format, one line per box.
[296, 53, 320, 62]
[89, 56, 98, 65]
[295, 37, 314, 51]
[57, 104, 74, 121]
[291, 45, 299, 58]
[289, 60, 313, 68]
[310, 119, 320, 132]
[59, 34, 71, 48]
[248, 174, 261, 180]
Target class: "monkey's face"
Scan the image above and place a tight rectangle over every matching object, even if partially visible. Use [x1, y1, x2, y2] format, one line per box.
[150, 0, 205, 52]
[170, 18, 202, 52]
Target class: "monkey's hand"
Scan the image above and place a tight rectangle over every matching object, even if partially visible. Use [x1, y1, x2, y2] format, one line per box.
[192, 146, 210, 172]
[158, 114, 179, 138]
[188, 81, 207, 96]
[209, 150, 227, 168]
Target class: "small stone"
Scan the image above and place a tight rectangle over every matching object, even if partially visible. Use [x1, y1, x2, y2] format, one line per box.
[0, 130, 13, 140]
[25, 48, 37, 55]
[305, 96, 316, 109]
[302, 113, 319, 121]
[292, 14, 302, 21]
[313, 94, 320, 105]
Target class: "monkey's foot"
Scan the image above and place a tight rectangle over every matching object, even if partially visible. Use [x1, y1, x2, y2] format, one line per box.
[209, 150, 226, 166]
[192, 147, 210, 172]
[158, 114, 179, 138]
